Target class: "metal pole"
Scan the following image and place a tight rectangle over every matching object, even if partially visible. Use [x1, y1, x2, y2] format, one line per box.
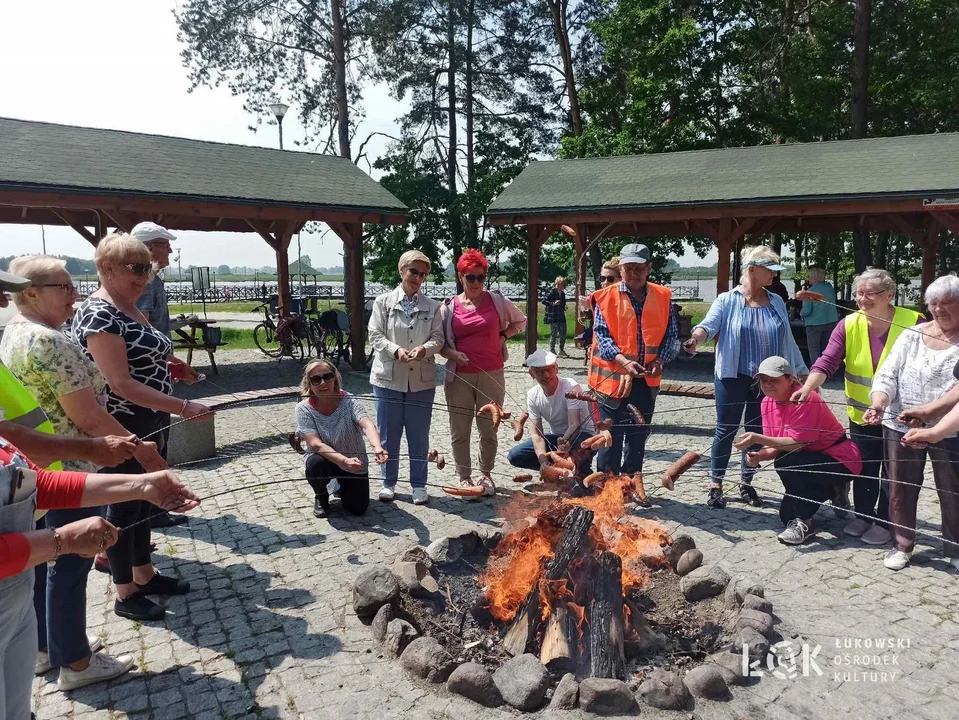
[278, 118, 284, 150]
[41, 225, 46, 254]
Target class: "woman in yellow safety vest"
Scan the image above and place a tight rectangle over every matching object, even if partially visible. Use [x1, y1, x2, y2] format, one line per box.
[792, 268, 921, 546]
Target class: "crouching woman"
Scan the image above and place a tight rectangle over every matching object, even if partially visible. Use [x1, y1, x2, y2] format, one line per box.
[295, 360, 387, 519]
[733, 356, 862, 546]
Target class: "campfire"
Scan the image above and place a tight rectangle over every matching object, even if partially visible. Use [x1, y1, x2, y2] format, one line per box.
[478, 476, 671, 679]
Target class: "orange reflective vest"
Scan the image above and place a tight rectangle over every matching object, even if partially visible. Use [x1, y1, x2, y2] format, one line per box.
[588, 282, 671, 396]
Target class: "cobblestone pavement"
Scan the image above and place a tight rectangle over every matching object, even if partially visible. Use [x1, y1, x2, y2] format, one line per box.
[32, 349, 958, 720]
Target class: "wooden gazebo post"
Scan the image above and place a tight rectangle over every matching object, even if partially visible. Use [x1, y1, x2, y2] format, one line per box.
[329, 221, 367, 369]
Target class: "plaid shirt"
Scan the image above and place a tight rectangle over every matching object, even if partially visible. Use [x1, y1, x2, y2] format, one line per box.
[544, 288, 567, 324]
[593, 282, 680, 363]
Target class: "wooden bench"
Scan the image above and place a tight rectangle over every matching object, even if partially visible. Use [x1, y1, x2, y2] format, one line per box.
[173, 340, 228, 374]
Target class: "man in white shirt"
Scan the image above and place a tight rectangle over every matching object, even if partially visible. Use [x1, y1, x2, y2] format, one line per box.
[507, 350, 595, 478]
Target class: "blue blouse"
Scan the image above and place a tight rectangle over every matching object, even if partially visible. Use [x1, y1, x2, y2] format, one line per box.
[737, 304, 783, 377]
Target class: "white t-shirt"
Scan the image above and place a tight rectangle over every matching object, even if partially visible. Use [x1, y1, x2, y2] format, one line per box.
[527, 377, 595, 436]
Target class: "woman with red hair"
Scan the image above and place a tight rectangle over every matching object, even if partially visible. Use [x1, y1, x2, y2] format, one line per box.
[440, 250, 526, 495]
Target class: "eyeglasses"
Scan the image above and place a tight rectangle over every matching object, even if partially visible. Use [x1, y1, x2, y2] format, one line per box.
[35, 283, 77, 294]
[406, 267, 427, 278]
[599, 275, 617, 284]
[463, 274, 486, 285]
[854, 290, 882, 300]
[123, 263, 153, 276]
[309, 372, 336, 385]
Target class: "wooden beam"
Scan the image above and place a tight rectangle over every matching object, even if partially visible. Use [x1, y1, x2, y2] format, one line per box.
[691, 218, 719, 241]
[574, 224, 586, 337]
[326, 221, 366, 369]
[930, 211, 959, 237]
[245, 219, 280, 250]
[716, 218, 732, 295]
[526, 224, 545, 358]
[102, 210, 138, 233]
[886, 214, 925, 241]
[920, 219, 941, 306]
[274, 222, 293, 317]
[729, 217, 759, 243]
[51, 210, 98, 246]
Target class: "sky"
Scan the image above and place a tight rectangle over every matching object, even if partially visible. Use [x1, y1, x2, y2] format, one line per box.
[0, 1, 714, 270]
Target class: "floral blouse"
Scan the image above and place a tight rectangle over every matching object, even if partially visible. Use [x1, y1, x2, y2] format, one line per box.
[0, 319, 109, 471]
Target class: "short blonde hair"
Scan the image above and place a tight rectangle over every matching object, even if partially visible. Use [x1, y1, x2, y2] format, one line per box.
[8, 255, 68, 305]
[740, 245, 781, 284]
[94, 233, 151, 275]
[555, 276, 565, 285]
[602, 257, 621, 277]
[398, 250, 431, 274]
[300, 359, 343, 397]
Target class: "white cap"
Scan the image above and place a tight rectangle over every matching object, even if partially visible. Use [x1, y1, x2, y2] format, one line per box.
[130, 222, 176, 244]
[526, 349, 557, 368]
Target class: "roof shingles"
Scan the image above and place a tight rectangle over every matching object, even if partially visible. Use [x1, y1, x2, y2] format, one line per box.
[0, 117, 406, 213]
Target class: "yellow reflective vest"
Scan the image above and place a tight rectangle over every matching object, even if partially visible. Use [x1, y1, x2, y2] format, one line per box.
[0, 362, 62, 470]
[844, 306, 921, 424]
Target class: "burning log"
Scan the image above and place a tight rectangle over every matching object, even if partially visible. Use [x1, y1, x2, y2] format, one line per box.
[502, 505, 594, 656]
[588, 551, 627, 680]
[660, 451, 702, 491]
[540, 601, 577, 672]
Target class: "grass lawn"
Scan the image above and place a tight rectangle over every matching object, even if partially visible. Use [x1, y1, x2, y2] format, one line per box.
[169, 301, 262, 314]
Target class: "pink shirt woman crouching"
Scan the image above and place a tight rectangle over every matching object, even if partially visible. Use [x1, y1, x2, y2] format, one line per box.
[761, 384, 862, 475]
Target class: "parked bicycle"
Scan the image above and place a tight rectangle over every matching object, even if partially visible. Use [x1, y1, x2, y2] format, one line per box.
[252, 302, 305, 362]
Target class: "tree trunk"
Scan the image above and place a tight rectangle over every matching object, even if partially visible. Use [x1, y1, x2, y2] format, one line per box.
[875, 230, 890, 268]
[447, 0, 463, 288]
[851, 0, 872, 271]
[546, 0, 582, 136]
[331, 0, 351, 160]
[464, 0, 478, 248]
[588, 551, 626, 680]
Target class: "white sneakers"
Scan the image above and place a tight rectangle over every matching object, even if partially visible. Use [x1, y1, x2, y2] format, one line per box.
[379, 484, 429, 505]
[57, 651, 135, 691]
[884, 549, 912, 571]
[36, 635, 102, 675]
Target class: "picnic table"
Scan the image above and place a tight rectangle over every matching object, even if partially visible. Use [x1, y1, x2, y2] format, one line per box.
[170, 316, 226, 374]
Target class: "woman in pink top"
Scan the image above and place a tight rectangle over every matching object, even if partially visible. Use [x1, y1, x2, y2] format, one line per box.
[734, 356, 862, 546]
[440, 250, 526, 495]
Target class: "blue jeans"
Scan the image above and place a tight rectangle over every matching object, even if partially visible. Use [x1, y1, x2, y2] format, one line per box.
[711, 374, 762, 485]
[34, 507, 100, 667]
[597, 379, 658, 474]
[507, 432, 593, 476]
[373, 385, 435, 489]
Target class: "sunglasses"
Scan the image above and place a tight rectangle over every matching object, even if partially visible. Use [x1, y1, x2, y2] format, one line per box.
[406, 267, 427, 278]
[123, 263, 153, 276]
[309, 372, 337, 385]
[599, 275, 617, 283]
[463, 274, 486, 284]
[36, 283, 77, 294]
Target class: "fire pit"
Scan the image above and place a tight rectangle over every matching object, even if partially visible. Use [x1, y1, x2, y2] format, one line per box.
[352, 477, 777, 713]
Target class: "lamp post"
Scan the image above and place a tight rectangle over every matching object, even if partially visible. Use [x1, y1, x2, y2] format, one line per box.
[268, 102, 289, 150]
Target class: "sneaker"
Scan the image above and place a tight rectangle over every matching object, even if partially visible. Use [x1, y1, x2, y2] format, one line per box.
[114, 592, 164, 621]
[883, 549, 912, 571]
[57, 652, 135, 691]
[948, 557, 959, 571]
[778, 518, 816, 545]
[479, 474, 496, 497]
[136, 572, 190, 596]
[739, 481, 762, 507]
[706, 487, 726, 509]
[843, 517, 871, 538]
[378, 485, 396, 502]
[412, 488, 429, 505]
[327, 478, 341, 497]
[150, 511, 188, 529]
[861, 524, 891, 545]
[39, 634, 106, 673]
[313, 496, 328, 519]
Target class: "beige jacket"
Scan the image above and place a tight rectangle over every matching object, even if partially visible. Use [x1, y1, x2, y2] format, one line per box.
[368, 286, 444, 393]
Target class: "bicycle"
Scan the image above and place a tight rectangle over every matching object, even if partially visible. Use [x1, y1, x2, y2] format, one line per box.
[252, 302, 305, 362]
[314, 309, 351, 366]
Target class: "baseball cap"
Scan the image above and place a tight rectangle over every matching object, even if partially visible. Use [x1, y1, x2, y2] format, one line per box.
[745, 257, 784, 272]
[526, 349, 558, 368]
[756, 356, 793, 378]
[0, 268, 31, 292]
[130, 222, 176, 244]
[619, 244, 651, 265]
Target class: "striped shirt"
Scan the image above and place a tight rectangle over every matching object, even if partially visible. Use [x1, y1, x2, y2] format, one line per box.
[737, 303, 783, 377]
[592, 282, 680, 363]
